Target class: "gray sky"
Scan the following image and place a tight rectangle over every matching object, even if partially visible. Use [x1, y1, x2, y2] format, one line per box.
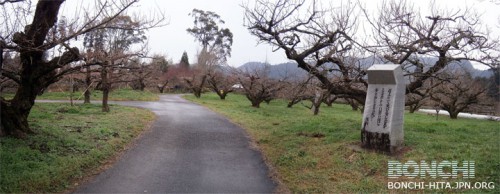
[62, 0, 499, 69]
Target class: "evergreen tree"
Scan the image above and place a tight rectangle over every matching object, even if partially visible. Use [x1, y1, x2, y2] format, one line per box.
[180, 51, 190, 69]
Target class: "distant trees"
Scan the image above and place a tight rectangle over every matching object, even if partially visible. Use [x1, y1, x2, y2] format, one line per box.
[364, 1, 499, 112]
[185, 9, 233, 98]
[207, 68, 236, 100]
[307, 87, 333, 115]
[243, 0, 499, 113]
[83, 15, 148, 112]
[0, 52, 19, 93]
[180, 51, 190, 69]
[405, 79, 440, 113]
[243, 0, 368, 107]
[187, 9, 233, 59]
[237, 66, 284, 108]
[281, 76, 314, 108]
[184, 51, 213, 98]
[487, 67, 500, 114]
[129, 58, 152, 91]
[430, 71, 487, 119]
[150, 55, 171, 93]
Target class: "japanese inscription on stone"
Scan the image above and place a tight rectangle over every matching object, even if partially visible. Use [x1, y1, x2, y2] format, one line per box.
[361, 64, 405, 153]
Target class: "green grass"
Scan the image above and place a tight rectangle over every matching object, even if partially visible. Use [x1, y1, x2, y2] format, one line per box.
[185, 93, 500, 193]
[1, 88, 159, 101]
[0, 103, 155, 193]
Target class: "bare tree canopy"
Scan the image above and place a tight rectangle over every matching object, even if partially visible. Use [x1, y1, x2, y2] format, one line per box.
[243, 0, 500, 109]
[0, 0, 165, 137]
[363, 0, 499, 93]
[243, 0, 367, 104]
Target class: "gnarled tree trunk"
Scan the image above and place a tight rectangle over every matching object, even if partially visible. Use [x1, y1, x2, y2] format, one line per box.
[250, 99, 262, 108]
[1, 0, 79, 138]
[84, 66, 92, 103]
[1, 92, 35, 138]
[101, 64, 110, 112]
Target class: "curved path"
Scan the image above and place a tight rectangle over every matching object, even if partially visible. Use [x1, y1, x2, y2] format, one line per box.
[73, 95, 276, 193]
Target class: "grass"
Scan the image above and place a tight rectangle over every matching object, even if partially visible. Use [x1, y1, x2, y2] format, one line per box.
[1, 88, 159, 101]
[185, 93, 500, 193]
[0, 103, 155, 193]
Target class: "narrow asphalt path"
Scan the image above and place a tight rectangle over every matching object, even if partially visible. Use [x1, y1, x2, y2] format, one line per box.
[72, 94, 276, 193]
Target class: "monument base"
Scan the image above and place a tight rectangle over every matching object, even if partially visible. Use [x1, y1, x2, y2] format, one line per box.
[361, 129, 401, 154]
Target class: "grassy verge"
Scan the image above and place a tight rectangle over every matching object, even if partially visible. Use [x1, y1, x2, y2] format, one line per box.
[0, 103, 155, 193]
[185, 93, 500, 193]
[1, 88, 159, 101]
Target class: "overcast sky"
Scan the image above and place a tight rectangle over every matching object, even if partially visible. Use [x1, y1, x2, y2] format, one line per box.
[62, 0, 499, 69]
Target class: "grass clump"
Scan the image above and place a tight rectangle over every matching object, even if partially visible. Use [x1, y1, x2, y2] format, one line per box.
[0, 103, 155, 193]
[1, 88, 159, 101]
[185, 93, 500, 193]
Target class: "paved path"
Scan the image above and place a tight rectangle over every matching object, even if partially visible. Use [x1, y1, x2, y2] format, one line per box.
[71, 95, 276, 193]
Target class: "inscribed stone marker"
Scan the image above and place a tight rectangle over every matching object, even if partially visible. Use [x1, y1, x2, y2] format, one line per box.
[361, 64, 405, 153]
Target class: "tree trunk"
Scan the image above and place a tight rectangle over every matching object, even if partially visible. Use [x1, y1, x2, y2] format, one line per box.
[346, 98, 359, 111]
[0, 84, 39, 138]
[193, 88, 202, 98]
[84, 66, 91, 103]
[311, 100, 321, 115]
[69, 75, 74, 106]
[219, 92, 227, 100]
[102, 88, 110, 112]
[0, 99, 34, 138]
[449, 111, 459, 119]
[251, 100, 261, 108]
[157, 85, 164, 93]
[101, 65, 110, 112]
[496, 102, 500, 116]
[1, 0, 78, 138]
[312, 103, 320, 115]
[287, 99, 299, 108]
[215, 90, 224, 99]
[139, 79, 145, 91]
[311, 90, 322, 115]
[84, 89, 91, 103]
[324, 96, 337, 107]
[409, 105, 418, 113]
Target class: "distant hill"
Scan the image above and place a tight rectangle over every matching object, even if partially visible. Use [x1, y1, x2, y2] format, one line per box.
[238, 57, 493, 80]
[238, 61, 309, 80]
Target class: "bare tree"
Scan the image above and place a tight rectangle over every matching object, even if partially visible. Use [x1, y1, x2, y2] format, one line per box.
[237, 66, 284, 108]
[429, 71, 487, 119]
[207, 67, 236, 100]
[244, 0, 499, 115]
[185, 9, 234, 98]
[148, 54, 170, 93]
[184, 50, 219, 98]
[184, 70, 207, 98]
[281, 76, 314, 108]
[305, 86, 332, 115]
[405, 79, 443, 113]
[363, 0, 499, 104]
[0, 0, 164, 137]
[244, 0, 369, 106]
[323, 94, 338, 107]
[84, 15, 150, 112]
[0, 52, 19, 93]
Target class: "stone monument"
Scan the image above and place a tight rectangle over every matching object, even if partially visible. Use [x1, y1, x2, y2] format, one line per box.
[361, 64, 405, 153]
